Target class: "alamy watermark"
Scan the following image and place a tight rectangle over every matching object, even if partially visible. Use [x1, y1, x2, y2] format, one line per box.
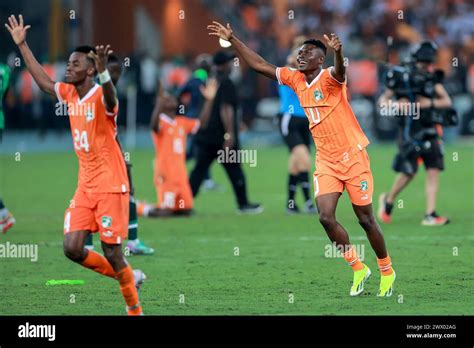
[379, 100, 420, 120]
[324, 242, 365, 261]
[0, 242, 38, 262]
[55, 101, 96, 119]
[18, 322, 55, 341]
[217, 148, 257, 167]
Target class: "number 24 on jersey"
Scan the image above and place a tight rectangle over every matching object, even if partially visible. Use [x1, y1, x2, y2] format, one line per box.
[73, 129, 90, 152]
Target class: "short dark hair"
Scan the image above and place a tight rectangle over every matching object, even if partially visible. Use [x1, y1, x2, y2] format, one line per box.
[72, 45, 97, 72]
[73, 45, 96, 55]
[302, 39, 327, 55]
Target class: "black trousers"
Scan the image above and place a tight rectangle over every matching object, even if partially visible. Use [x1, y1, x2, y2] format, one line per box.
[190, 141, 248, 207]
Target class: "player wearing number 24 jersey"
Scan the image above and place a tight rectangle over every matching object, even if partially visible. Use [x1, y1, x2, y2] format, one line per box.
[56, 82, 128, 194]
[208, 21, 395, 298]
[56, 81, 130, 243]
[6, 14, 143, 315]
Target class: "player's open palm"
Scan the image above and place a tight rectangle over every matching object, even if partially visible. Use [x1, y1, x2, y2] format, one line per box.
[323, 33, 342, 52]
[200, 78, 219, 100]
[207, 21, 233, 41]
[88, 45, 113, 73]
[5, 15, 31, 45]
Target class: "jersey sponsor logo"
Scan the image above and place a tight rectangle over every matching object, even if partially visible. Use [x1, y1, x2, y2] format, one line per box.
[361, 180, 368, 192]
[102, 230, 113, 238]
[313, 88, 324, 101]
[101, 216, 112, 228]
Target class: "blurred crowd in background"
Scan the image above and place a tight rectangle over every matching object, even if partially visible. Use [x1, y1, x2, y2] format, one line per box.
[1, 0, 473, 139]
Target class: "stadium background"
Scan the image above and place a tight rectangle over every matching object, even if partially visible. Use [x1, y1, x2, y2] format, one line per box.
[0, 0, 473, 150]
[0, 0, 473, 315]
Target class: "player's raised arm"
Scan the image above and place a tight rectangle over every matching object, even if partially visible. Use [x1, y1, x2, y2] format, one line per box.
[207, 21, 277, 80]
[150, 81, 163, 133]
[324, 33, 345, 83]
[88, 45, 117, 113]
[5, 15, 55, 96]
[198, 78, 219, 127]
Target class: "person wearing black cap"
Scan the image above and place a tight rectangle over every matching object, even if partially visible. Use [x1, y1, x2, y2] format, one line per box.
[189, 51, 263, 214]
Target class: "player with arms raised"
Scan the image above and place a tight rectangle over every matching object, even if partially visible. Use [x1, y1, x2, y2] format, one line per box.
[208, 21, 395, 296]
[5, 15, 144, 314]
[84, 54, 154, 255]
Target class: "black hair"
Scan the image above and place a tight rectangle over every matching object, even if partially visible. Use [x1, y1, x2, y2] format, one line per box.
[73, 45, 96, 55]
[302, 39, 327, 55]
[73, 45, 97, 73]
[107, 53, 121, 65]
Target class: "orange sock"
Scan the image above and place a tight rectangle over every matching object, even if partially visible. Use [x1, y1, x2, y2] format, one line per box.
[342, 246, 364, 271]
[377, 255, 394, 276]
[136, 202, 150, 217]
[136, 202, 145, 216]
[116, 265, 142, 315]
[81, 250, 116, 278]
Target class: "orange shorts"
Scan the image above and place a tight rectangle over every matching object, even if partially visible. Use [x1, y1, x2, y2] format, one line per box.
[313, 149, 373, 206]
[156, 179, 194, 211]
[63, 190, 129, 244]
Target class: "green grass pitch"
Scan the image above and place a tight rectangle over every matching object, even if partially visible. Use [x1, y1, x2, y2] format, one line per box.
[0, 143, 473, 315]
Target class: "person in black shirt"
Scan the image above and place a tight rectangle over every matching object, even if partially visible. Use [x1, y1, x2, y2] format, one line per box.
[179, 54, 221, 191]
[190, 51, 263, 214]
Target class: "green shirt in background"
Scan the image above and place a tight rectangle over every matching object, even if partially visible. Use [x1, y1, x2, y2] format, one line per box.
[0, 63, 11, 130]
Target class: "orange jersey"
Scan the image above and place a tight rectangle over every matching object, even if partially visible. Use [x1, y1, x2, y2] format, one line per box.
[276, 66, 369, 163]
[55, 82, 129, 193]
[151, 114, 200, 183]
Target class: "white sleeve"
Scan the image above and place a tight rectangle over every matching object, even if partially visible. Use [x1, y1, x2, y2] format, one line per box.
[276, 67, 283, 85]
[54, 82, 65, 103]
[328, 66, 346, 84]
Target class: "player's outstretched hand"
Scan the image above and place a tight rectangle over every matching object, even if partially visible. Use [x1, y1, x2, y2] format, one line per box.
[5, 15, 31, 45]
[323, 33, 342, 52]
[207, 21, 233, 41]
[200, 78, 219, 100]
[88, 45, 113, 73]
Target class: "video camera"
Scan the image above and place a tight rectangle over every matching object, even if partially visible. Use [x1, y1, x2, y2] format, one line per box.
[384, 62, 443, 99]
[383, 41, 458, 127]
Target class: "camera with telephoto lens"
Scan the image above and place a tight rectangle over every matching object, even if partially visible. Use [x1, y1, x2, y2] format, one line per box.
[383, 41, 458, 127]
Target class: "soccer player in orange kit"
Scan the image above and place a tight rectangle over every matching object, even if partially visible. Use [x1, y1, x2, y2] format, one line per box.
[138, 79, 219, 217]
[5, 15, 144, 314]
[84, 54, 154, 255]
[207, 21, 395, 297]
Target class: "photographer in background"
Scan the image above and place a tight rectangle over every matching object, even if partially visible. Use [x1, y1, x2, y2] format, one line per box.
[377, 41, 454, 226]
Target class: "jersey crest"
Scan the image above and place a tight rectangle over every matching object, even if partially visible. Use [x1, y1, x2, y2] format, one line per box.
[314, 88, 323, 101]
[101, 216, 112, 228]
